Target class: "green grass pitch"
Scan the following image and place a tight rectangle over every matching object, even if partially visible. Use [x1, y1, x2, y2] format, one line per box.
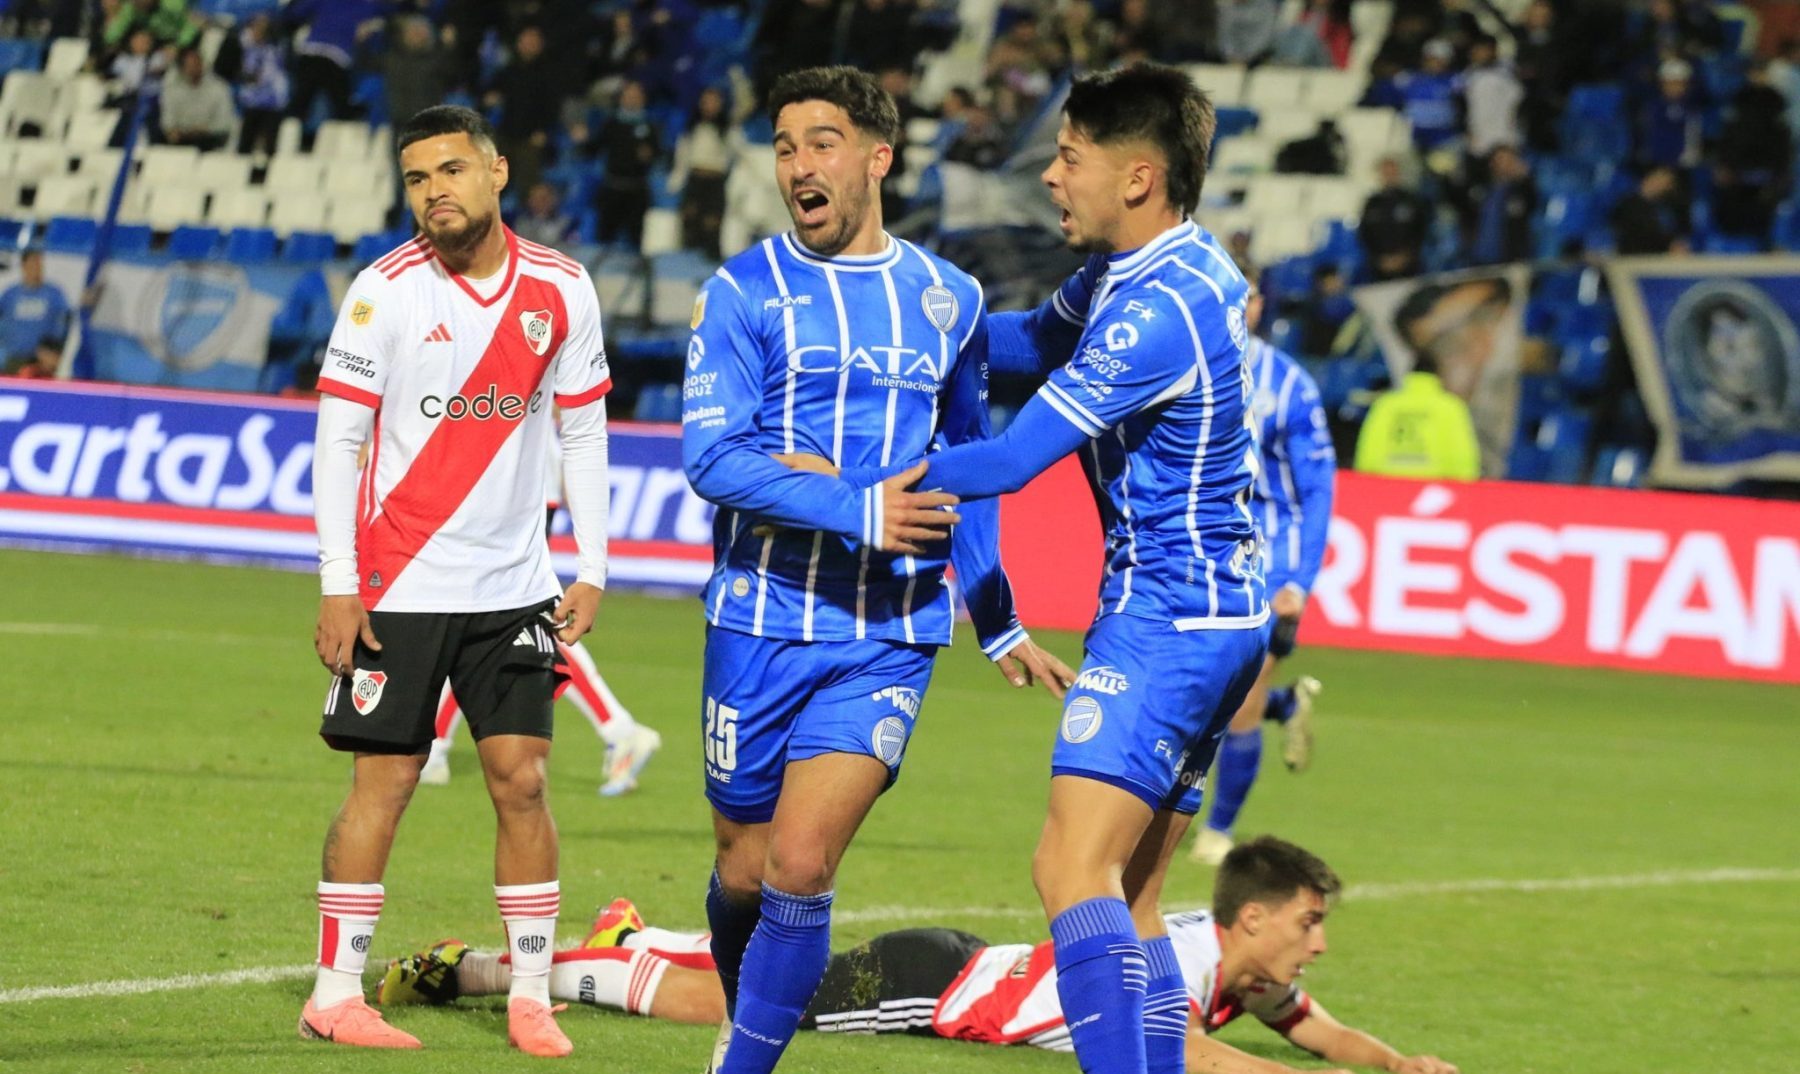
[0, 548, 1794, 1072]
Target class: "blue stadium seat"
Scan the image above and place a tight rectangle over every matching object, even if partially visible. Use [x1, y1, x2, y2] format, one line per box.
[0, 37, 46, 77]
[167, 225, 220, 259]
[1536, 191, 1593, 259]
[632, 382, 683, 423]
[43, 215, 98, 253]
[1775, 200, 1800, 251]
[1703, 232, 1764, 254]
[1590, 445, 1645, 487]
[1515, 373, 1562, 427]
[1212, 106, 1258, 142]
[223, 226, 278, 263]
[1537, 407, 1593, 484]
[282, 230, 337, 262]
[0, 217, 22, 250]
[1556, 307, 1612, 394]
[1264, 256, 1314, 307]
[107, 223, 153, 255]
[1506, 441, 1551, 482]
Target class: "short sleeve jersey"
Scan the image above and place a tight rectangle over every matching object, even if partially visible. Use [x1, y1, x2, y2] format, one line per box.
[1032, 220, 1267, 628]
[931, 908, 1310, 1051]
[316, 230, 611, 612]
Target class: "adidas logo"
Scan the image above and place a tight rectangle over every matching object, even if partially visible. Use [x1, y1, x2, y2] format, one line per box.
[423, 323, 453, 343]
[514, 629, 535, 647]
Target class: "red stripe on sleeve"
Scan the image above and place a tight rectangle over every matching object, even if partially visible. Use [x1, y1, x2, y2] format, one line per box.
[555, 378, 612, 409]
[318, 378, 381, 409]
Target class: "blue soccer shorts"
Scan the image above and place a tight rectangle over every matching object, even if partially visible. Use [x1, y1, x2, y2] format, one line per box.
[1052, 612, 1267, 815]
[701, 625, 937, 824]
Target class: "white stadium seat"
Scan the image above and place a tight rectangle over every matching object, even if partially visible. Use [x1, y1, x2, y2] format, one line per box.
[62, 108, 118, 150]
[1249, 216, 1316, 263]
[31, 174, 97, 218]
[193, 152, 252, 192]
[1183, 63, 1246, 108]
[146, 184, 207, 231]
[1243, 174, 1312, 218]
[138, 144, 200, 185]
[11, 139, 67, 179]
[1243, 68, 1307, 116]
[265, 153, 324, 193]
[327, 198, 387, 244]
[1305, 177, 1366, 223]
[0, 72, 57, 137]
[315, 120, 372, 161]
[1257, 109, 1319, 148]
[207, 187, 270, 229]
[268, 190, 329, 237]
[43, 38, 90, 81]
[1303, 69, 1365, 117]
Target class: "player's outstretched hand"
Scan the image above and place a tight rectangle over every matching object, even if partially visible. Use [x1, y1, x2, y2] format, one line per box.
[1390, 1057, 1458, 1074]
[879, 461, 959, 555]
[1272, 582, 1307, 621]
[770, 452, 839, 476]
[554, 582, 603, 644]
[316, 594, 379, 675]
[996, 639, 1077, 699]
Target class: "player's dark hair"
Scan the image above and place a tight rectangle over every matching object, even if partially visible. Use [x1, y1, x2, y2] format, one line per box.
[397, 104, 498, 155]
[1063, 63, 1215, 216]
[1212, 836, 1341, 926]
[767, 65, 901, 146]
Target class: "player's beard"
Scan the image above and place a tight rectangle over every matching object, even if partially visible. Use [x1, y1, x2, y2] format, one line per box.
[422, 204, 496, 259]
[791, 182, 870, 258]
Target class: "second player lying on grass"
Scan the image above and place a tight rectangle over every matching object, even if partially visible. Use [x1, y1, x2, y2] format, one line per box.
[380, 836, 1457, 1074]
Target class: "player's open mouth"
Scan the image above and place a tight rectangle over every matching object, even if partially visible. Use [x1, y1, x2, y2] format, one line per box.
[793, 188, 830, 226]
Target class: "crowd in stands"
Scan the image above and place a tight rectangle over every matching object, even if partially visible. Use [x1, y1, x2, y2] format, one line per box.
[3, 0, 1798, 496]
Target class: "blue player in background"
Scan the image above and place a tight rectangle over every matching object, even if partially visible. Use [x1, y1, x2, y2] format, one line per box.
[1190, 257, 1338, 867]
[791, 64, 1270, 1074]
[679, 66, 1074, 1074]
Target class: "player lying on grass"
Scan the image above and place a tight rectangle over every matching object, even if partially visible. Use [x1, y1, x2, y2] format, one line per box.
[380, 836, 1457, 1074]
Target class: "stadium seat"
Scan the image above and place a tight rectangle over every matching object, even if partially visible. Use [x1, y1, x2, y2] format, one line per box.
[314, 119, 372, 161]
[0, 177, 20, 217]
[108, 222, 152, 256]
[1589, 444, 1642, 487]
[0, 38, 47, 79]
[138, 145, 200, 186]
[167, 224, 221, 259]
[282, 230, 336, 261]
[30, 175, 95, 218]
[1557, 329, 1611, 396]
[268, 191, 329, 237]
[0, 216, 23, 249]
[206, 187, 269, 230]
[42, 214, 97, 252]
[1257, 108, 1317, 148]
[1244, 173, 1311, 217]
[192, 152, 252, 193]
[274, 116, 303, 157]
[223, 226, 278, 262]
[1303, 69, 1365, 117]
[1305, 178, 1364, 224]
[145, 184, 205, 232]
[61, 107, 117, 150]
[1250, 216, 1315, 264]
[264, 154, 325, 193]
[1507, 441, 1551, 481]
[1213, 134, 1274, 181]
[327, 198, 388, 245]
[1, 75, 57, 139]
[1244, 68, 1307, 117]
[43, 38, 89, 81]
[1212, 105, 1259, 142]
[1184, 64, 1246, 108]
[1537, 408, 1593, 484]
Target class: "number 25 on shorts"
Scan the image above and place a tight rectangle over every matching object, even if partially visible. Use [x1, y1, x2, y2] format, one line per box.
[704, 697, 739, 777]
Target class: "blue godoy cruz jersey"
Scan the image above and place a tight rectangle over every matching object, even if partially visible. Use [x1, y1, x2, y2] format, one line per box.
[1246, 337, 1336, 595]
[981, 220, 1268, 629]
[681, 233, 1024, 654]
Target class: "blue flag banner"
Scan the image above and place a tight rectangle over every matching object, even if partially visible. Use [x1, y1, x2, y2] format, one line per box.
[1607, 255, 1800, 487]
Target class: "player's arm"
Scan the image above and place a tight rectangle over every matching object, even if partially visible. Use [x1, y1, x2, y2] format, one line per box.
[1184, 1023, 1351, 1074]
[938, 301, 1075, 696]
[550, 282, 614, 642]
[681, 273, 956, 553]
[1278, 998, 1459, 1074]
[1280, 369, 1338, 605]
[985, 256, 1102, 377]
[919, 292, 1204, 500]
[311, 275, 395, 673]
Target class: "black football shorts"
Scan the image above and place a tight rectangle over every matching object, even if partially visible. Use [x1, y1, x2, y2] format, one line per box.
[800, 928, 988, 1036]
[319, 598, 568, 754]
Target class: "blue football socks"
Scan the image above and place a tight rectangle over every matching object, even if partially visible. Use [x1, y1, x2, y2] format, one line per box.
[1266, 685, 1298, 724]
[1142, 934, 1188, 1074]
[1051, 897, 1147, 1074]
[1205, 727, 1263, 836]
[719, 885, 834, 1074]
[705, 869, 762, 1016]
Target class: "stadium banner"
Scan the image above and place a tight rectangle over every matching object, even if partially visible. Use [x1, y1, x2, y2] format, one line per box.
[1605, 255, 1800, 487]
[0, 380, 713, 589]
[998, 464, 1800, 684]
[1353, 265, 1531, 479]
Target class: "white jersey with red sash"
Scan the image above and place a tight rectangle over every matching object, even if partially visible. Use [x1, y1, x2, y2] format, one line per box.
[316, 230, 610, 612]
[932, 909, 1311, 1051]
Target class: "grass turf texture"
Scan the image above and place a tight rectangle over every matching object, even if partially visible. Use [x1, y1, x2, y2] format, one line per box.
[0, 548, 1794, 1073]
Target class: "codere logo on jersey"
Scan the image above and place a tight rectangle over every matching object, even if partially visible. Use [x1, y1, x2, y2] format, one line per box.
[420, 385, 545, 421]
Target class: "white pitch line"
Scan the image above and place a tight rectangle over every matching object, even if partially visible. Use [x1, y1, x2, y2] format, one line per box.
[0, 622, 290, 646]
[5, 867, 1795, 1005]
[836, 866, 1800, 924]
[0, 963, 314, 1004]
